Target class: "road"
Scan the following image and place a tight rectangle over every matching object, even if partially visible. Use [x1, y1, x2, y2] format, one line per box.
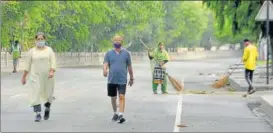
[1, 57, 273, 132]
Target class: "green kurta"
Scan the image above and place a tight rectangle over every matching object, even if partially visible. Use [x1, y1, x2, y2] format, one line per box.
[151, 49, 170, 63]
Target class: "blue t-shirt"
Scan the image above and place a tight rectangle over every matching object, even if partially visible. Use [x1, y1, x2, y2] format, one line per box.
[104, 49, 132, 84]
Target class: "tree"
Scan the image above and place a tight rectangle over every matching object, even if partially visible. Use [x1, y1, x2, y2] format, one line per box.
[1, 1, 214, 52]
[204, 0, 273, 74]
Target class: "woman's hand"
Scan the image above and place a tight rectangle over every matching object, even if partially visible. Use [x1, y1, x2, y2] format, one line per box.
[21, 77, 26, 85]
[159, 62, 164, 67]
[48, 70, 54, 78]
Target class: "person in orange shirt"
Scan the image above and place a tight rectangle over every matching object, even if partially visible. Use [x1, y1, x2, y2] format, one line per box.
[242, 39, 258, 97]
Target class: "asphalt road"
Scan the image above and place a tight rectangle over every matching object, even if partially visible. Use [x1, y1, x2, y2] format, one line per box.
[1, 57, 273, 132]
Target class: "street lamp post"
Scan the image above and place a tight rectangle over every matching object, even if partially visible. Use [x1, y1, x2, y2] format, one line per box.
[255, 0, 273, 85]
[266, 0, 270, 84]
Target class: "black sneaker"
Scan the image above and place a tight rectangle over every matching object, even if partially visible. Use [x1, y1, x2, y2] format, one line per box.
[35, 113, 42, 122]
[117, 115, 126, 124]
[44, 108, 50, 120]
[248, 88, 256, 95]
[111, 114, 119, 122]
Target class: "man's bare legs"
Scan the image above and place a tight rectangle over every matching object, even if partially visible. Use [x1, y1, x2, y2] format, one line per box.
[115, 93, 126, 123]
[111, 96, 117, 113]
[118, 94, 125, 113]
[13, 59, 18, 73]
[110, 94, 125, 123]
[110, 96, 119, 122]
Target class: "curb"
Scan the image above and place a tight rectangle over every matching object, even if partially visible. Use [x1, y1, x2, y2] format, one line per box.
[261, 95, 273, 120]
[228, 77, 273, 92]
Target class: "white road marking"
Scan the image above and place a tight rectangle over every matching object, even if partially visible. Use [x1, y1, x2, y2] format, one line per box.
[173, 93, 184, 132]
[173, 78, 184, 132]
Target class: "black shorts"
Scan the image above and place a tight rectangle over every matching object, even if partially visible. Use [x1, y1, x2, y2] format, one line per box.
[107, 84, 126, 97]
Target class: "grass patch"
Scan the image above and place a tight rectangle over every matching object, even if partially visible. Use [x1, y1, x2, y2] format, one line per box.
[228, 88, 236, 92]
[257, 60, 272, 66]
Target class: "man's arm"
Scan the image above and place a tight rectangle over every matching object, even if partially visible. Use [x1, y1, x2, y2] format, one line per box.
[127, 53, 134, 80]
[103, 63, 109, 76]
[242, 48, 248, 62]
[103, 53, 109, 77]
[128, 65, 134, 79]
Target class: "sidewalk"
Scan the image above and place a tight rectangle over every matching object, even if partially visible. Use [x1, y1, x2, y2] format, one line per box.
[1, 68, 24, 77]
[227, 63, 273, 125]
[228, 63, 273, 92]
[261, 94, 273, 120]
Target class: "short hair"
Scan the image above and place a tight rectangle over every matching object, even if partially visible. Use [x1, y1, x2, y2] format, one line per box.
[15, 40, 19, 44]
[243, 39, 250, 43]
[35, 32, 46, 39]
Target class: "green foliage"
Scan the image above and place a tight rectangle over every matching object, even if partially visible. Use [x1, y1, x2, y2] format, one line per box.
[1, 1, 213, 52]
[203, 0, 267, 44]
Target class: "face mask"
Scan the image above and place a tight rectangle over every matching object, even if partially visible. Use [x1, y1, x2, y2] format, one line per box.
[36, 41, 46, 47]
[113, 42, 121, 49]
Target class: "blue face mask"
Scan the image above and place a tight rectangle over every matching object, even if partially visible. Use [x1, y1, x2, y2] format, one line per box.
[113, 42, 121, 49]
[37, 41, 46, 47]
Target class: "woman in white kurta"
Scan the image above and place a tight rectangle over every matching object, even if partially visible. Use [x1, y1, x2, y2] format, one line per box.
[21, 32, 56, 122]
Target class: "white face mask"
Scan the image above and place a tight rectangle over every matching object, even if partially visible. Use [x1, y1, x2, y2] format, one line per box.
[36, 41, 46, 47]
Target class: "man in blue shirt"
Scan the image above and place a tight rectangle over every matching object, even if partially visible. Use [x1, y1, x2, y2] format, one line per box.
[103, 35, 134, 124]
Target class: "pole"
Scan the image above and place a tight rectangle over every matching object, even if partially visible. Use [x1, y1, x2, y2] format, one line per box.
[0, 0, 2, 50]
[266, 0, 270, 84]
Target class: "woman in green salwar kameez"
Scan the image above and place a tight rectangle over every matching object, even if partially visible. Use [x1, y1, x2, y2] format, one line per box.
[148, 42, 170, 94]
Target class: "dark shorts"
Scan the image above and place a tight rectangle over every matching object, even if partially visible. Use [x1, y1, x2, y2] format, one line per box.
[107, 84, 126, 97]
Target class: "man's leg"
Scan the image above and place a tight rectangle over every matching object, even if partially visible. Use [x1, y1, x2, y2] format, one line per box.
[249, 70, 254, 82]
[243, 69, 251, 97]
[245, 69, 254, 94]
[117, 84, 126, 124]
[13, 59, 18, 73]
[107, 84, 119, 121]
[248, 70, 256, 94]
[111, 97, 117, 112]
[245, 69, 251, 93]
